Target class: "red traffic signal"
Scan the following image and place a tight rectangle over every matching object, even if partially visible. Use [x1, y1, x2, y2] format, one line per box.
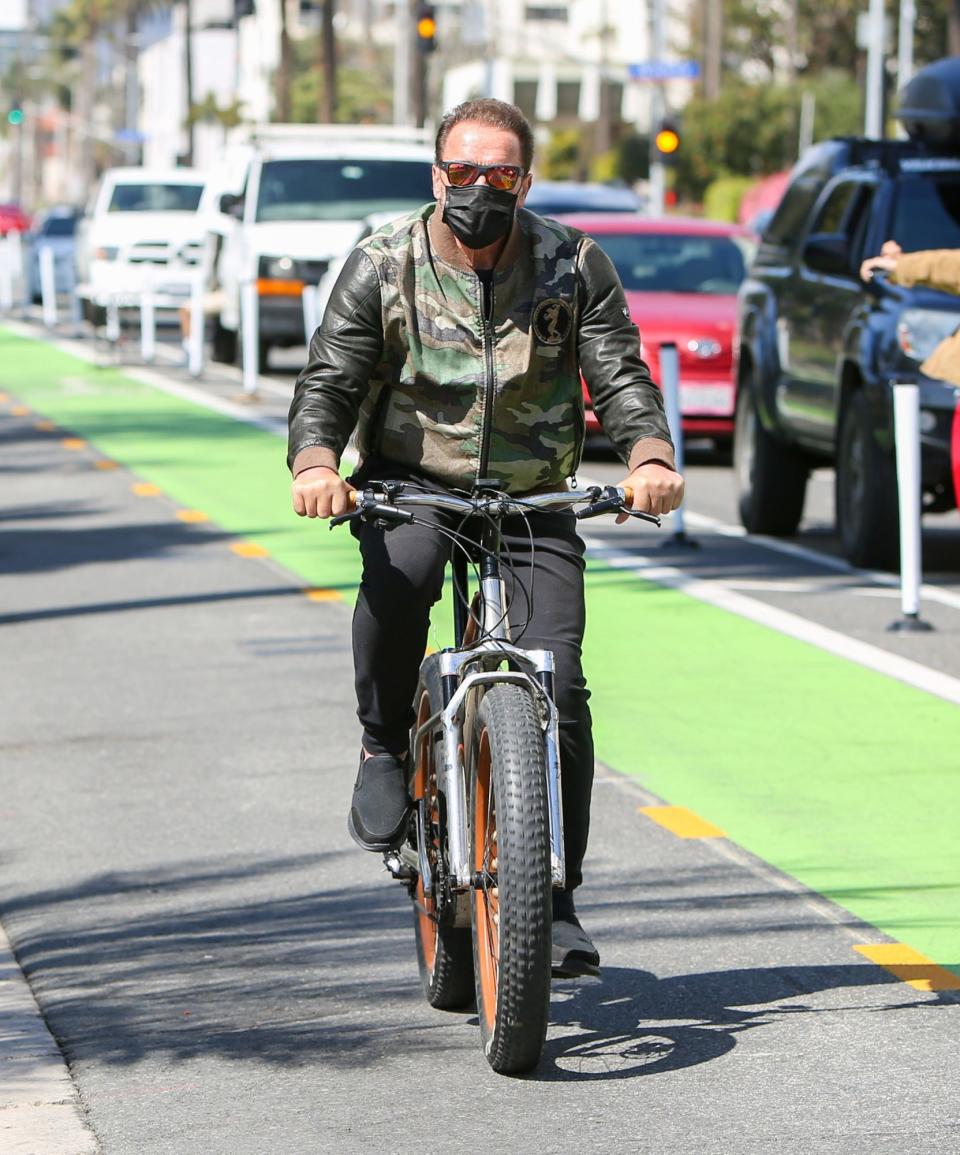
[416, 3, 437, 53]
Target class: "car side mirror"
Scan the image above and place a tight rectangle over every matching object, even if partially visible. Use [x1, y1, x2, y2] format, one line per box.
[219, 192, 243, 219]
[802, 232, 852, 278]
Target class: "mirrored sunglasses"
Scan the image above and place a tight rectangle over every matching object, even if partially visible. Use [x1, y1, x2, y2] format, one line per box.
[438, 160, 525, 191]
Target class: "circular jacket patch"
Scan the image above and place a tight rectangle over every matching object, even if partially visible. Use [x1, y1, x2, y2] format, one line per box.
[532, 298, 573, 345]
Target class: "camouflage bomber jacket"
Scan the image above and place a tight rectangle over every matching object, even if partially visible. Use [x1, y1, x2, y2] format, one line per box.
[288, 203, 675, 494]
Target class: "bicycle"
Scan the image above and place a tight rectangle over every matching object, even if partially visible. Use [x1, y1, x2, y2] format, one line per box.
[333, 480, 659, 1074]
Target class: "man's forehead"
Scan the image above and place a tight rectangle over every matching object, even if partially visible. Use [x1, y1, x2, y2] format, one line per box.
[441, 121, 523, 160]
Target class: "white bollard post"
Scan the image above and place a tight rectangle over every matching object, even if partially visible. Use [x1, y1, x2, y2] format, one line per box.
[188, 274, 204, 378]
[0, 236, 12, 312]
[140, 279, 156, 362]
[302, 284, 318, 347]
[888, 381, 932, 631]
[40, 245, 58, 327]
[8, 232, 28, 315]
[658, 341, 695, 546]
[105, 296, 121, 345]
[240, 279, 259, 396]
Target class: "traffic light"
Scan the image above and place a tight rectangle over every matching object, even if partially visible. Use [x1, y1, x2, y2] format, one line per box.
[7, 104, 24, 128]
[653, 119, 681, 165]
[416, 3, 437, 53]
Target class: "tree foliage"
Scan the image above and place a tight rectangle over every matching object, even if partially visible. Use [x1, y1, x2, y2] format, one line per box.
[673, 72, 863, 200]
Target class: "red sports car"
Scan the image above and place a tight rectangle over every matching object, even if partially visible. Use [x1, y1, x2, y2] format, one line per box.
[558, 214, 756, 448]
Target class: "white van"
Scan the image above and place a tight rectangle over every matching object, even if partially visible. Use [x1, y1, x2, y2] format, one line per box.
[208, 125, 434, 370]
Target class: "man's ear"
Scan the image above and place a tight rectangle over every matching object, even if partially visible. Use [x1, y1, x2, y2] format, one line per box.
[516, 173, 533, 209]
[431, 165, 445, 201]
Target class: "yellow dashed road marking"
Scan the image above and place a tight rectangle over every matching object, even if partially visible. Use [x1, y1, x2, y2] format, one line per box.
[131, 483, 161, 497]
[11, 405, 31, 416]
[61, 437, 86, 450]
[94, 459, 119, 470]
[0, 392, 9, 403]
[231, 542, 270, 558]
[854, 944, 960, 992]
[35, 420, 57, 432]
[176, 510, 210, 523]
[639, 805, 727, 839]
[305, 588, 342, 602]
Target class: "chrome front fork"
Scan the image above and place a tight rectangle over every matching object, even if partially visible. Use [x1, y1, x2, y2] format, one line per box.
[429, 644, 566, 892]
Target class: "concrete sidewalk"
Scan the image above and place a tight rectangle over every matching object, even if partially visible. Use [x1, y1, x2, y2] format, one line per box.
[0, 923, 97, 1154]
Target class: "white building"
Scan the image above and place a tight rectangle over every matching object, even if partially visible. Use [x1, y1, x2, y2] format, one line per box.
[137, 0, 698, 172]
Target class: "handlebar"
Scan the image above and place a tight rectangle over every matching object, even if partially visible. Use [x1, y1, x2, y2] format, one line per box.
[329, 483, 661, 530]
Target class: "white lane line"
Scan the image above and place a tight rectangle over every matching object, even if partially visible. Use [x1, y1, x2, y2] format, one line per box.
[580, 538, 960, 706]
[682, 508, 960, 613]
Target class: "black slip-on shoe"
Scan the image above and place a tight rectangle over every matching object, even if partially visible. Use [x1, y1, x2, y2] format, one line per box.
[551, 892, 601, 979]
[347, 752, 412, 852]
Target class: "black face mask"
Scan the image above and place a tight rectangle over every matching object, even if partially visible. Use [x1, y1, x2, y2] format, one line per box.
[441, 183, 518, 249]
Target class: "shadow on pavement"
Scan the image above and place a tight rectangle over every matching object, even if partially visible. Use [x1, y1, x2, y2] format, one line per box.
[537, 960, 958, 1082]
[4, 852, 958, 1081]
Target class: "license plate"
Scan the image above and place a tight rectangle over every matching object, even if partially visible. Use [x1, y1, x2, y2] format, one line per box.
[679, 383, 734, 415]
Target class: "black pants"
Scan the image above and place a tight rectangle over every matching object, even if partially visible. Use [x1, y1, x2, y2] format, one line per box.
[350, 463, 595, 891]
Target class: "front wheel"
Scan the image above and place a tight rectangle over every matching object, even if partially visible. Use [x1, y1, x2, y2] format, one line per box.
[471, 684, 552, 1075]
[733, 371, 809, 535]
[835, 389, 900, 569]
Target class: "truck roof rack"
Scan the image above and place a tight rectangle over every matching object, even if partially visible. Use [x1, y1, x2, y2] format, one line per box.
[231, 123, 434, 148]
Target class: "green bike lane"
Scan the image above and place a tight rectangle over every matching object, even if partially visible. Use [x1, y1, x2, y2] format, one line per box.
[3, 325, 958, 983]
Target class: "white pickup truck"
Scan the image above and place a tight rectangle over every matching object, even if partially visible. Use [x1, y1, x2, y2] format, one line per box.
[74, 167, 208, 317]
[208, 125, 435, 370]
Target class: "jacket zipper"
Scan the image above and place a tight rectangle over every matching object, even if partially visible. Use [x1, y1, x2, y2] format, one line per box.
[477, 277, 496, 480]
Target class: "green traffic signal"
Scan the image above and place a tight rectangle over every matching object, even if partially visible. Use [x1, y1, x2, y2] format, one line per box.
[7, 106, 24, 127]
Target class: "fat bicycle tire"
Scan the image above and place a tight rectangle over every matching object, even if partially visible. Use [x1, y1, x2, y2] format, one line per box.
[410, 655, 474, 1010]
[470, 683, 552, 1075]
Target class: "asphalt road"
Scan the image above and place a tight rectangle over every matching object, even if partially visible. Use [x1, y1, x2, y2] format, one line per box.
[2, 320, 960, 1154]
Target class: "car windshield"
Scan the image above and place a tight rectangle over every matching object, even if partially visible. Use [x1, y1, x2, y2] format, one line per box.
[41, 216, 76, 237]
[891, 175, 960, 252]
[107, 183, 204, 212]
[590, 232, 756, 294]
[255, 159, 433, 222]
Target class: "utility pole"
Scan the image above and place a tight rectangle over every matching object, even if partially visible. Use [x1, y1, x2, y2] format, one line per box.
[703, 0, 721, 100]
[648, 0, 666, 215]
[394, 0, 413, 126]
[320, 0, 337, 122]
[183, 0, 194, 163]
[864, 0, 885, 138]
[898, 0, 916, 86]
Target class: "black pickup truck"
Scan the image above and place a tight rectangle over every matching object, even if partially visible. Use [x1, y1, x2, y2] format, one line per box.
[734, 57, 960, 568]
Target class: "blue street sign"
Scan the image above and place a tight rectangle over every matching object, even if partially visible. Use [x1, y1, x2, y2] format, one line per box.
[628, 60, 701, 81]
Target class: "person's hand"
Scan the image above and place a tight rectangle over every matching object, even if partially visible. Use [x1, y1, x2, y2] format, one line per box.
[860, 239, 902, 281]
[291, 466, 354, 518]
[616, 462, 684, 524]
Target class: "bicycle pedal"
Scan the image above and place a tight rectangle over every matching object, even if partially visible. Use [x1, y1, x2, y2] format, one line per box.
[382, 850, 415, 881]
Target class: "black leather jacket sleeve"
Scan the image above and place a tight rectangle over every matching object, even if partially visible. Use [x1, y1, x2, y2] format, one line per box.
[576, 237, 674, 462]
[287, 248, 384, 470]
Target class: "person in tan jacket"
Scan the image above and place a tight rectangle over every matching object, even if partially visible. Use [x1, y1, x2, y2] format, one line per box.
[861, 242, 960, 386]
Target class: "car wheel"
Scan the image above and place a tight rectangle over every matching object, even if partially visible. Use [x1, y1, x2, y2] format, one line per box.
[733, 370, 809, 535]
[210, 319, 237, 364]
[835, 389, 900, 569]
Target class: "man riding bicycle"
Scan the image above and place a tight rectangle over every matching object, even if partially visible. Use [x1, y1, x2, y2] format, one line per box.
[288, 98, 684, 978]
